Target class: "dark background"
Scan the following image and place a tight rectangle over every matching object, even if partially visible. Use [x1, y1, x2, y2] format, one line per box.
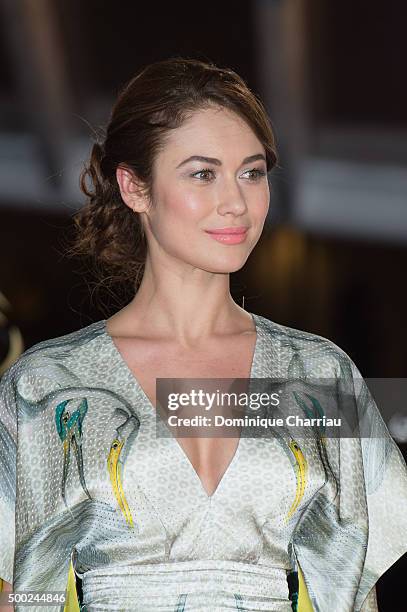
[0, 1, 406, 609]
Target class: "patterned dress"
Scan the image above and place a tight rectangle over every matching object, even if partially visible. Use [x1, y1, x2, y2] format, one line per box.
[0, 313, 406, 611]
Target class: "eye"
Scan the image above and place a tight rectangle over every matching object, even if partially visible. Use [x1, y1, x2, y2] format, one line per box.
[241, 168, 267, 181]
[190, 168, 215, 181]
[190, 167, 267, 182]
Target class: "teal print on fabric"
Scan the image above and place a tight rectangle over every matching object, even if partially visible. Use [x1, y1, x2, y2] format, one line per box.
[293, 390, 327, 438]
[174, 593, 187, 611]
[234, 592, 246, 610]
[55, 398, 92, 507]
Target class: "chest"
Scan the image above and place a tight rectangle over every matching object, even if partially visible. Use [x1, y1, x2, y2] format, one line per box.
[113, 333, 257, 408]
[112, 333, 257, 497]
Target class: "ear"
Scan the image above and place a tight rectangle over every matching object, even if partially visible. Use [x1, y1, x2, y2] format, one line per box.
[116, 165, 149, 213]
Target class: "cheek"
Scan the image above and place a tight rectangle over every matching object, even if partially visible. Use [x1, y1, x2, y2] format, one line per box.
[155, 188, 209, 230]
[249, 188, 270, 223]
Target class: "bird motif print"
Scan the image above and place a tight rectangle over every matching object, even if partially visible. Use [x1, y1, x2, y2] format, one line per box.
[107, 437, 134, 528]
[55, 398, 92, 507]
[286, 388, 338, 522]
[286, 438, 308, 522]
[261, 409, 308, 523]
[292, 387, 340, 495]
[265, 426, 308, 523]
[107, 410, 140, 528]
[293, 390, 327, 441]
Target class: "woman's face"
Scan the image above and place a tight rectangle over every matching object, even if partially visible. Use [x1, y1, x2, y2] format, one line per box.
[141, 106, 270, 274]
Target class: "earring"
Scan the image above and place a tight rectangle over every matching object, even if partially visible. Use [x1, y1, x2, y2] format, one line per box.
[242, 295, 245, 310]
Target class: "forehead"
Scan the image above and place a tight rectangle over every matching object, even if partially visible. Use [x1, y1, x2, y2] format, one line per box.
[161, 106, 262, 158]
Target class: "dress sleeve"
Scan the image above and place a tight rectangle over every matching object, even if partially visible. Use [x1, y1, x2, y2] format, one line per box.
[0, 365, 17, 585]
[350, 358, 407, 611]
[291, 351, 407, 612]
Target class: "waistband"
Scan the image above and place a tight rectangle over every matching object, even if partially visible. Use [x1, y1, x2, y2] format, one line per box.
[83, 559, 290, 600]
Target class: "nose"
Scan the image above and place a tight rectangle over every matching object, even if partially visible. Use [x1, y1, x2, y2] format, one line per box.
[216, 175, 248, 217]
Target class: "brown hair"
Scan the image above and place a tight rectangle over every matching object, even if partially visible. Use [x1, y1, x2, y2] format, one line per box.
[66, 56, 278, 303]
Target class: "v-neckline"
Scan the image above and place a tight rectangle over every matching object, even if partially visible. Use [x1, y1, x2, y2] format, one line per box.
[101, 312, 263, 501]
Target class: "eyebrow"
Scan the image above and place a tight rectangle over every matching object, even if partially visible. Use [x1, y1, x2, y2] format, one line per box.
[176, 153, 266, 169]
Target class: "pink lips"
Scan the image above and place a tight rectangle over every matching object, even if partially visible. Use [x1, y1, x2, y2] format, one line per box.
[204, 226, 249, 244]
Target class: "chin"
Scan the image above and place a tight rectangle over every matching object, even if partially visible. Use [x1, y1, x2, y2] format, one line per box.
[199, 254, 249, 274]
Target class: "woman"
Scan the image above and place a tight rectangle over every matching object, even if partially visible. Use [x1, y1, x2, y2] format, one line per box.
[1, 57, 407, 612]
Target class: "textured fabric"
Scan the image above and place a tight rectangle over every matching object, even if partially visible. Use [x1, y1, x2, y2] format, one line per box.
[0, 312, 406, 612]
[61, 559, 314, 612]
